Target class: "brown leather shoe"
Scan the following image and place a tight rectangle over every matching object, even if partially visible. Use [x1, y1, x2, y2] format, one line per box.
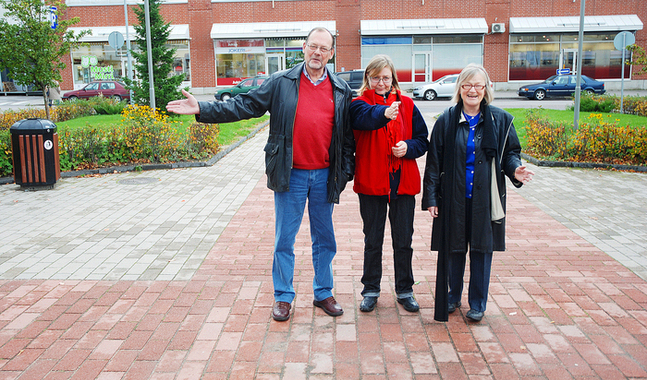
[272, 301, 291, 321]
[313, 296, 343, 316]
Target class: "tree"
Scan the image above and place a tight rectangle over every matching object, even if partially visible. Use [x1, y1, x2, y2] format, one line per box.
[627, 44, 647, 76]
[0, 0, 87, 119]
[124, 0, 185, 112]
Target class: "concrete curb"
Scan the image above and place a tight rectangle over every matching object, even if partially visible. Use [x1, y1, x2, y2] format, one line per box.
[0, 120, 270, 186]
[521, 152, 647, 172]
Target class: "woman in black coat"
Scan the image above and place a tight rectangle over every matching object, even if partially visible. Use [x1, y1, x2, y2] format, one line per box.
[422, 63, 534, 322]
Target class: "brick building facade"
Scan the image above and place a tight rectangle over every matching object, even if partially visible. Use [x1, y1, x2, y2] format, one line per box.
[57, 0, 645, 92]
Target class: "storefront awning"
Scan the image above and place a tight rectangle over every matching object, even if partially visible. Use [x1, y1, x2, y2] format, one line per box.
[360, 18, 488, 35]
[509, 15, 643, 33]
[68, 24, 190, 42]
[210, 21, 336, 39]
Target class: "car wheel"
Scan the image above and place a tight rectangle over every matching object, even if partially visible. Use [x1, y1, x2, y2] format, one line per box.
[533, 89, 546, 100]
[68, 95, 78, 100]
[112, 95, 122, 101]
[424, 90, 437, 101]
[220, 93, 231, 101]
[583, 89, 594, 95]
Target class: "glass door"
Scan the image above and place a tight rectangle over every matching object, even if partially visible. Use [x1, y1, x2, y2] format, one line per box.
[266, 54, 285, 76]
[560, 49, 577, 75]
[413, 53, 432, 83]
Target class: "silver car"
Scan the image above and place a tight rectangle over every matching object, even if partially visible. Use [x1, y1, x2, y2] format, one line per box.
[412, 74, 459, 101]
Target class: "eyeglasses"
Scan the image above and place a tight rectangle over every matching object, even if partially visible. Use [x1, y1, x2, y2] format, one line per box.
[306, 44, 332, 53]
[369, 76, 392, 84]
[461, 84, 486, 90]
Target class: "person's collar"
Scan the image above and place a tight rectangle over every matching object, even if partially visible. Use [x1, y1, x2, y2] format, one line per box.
[302, 65, 328, 85]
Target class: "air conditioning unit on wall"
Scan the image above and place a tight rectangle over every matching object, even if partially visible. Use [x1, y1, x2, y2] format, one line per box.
[492, 23, 505, 34]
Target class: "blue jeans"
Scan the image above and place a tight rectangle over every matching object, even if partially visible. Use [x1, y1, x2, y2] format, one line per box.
[273, 168, 336, 303]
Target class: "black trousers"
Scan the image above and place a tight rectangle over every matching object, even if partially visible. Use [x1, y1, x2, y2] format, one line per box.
[359, 194, 416, 298]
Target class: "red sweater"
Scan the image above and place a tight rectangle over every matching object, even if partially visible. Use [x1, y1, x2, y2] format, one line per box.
[352, 89, 421, 196]
[292, 74, 335, 170]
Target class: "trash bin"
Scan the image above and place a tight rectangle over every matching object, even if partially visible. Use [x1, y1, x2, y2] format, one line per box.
[10, 118, 61, 188]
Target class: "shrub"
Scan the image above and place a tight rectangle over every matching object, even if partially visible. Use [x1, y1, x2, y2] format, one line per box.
[523, 109, 571, 159]
[0, 102, 96, 131]
[55, 104, 221, 171]
[186, 122, 220, 160]
[0, 130, 12, 177]
[572, 92, 618, 113]
[525, 111, 647, 165]
[621, 96, 647, 117]
[86, 95, 128, 115]
[570, 93, 647, 117]
[120, 104, 183, 163]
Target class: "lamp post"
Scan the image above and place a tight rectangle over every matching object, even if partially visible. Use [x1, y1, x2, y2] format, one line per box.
[123, 0, 133, 102]
[573, 0, 585, 130]
[144, 0, 155, 111]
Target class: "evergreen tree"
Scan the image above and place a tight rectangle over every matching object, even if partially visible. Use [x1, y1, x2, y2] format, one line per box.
[124, 0, 185, 111]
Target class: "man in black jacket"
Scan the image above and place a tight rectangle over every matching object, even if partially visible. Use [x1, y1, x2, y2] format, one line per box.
[167, 27, 355, 322]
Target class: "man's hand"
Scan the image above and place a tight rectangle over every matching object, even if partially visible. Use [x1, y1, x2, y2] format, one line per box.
[166, 89, 200, 115]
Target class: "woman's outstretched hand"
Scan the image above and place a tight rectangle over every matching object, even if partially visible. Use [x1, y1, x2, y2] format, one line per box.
[515, 166, 535, 184]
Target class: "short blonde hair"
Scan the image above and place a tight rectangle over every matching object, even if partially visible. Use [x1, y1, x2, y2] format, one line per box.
[451, 63, 494, 105]
[358, 54, 401, 96]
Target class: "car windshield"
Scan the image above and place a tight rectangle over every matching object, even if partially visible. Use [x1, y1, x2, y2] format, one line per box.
[544, 76, 557, 84]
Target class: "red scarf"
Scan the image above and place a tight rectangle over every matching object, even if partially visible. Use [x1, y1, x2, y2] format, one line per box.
[353, 89, 421, 197]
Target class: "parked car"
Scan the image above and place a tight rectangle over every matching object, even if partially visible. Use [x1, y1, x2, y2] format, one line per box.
[336, 69, 364, 97]
[518, 74, 605, 100]
[62, 81, 130, 101]
[412, 74, 459, 101]
[214, 76, 268, 101]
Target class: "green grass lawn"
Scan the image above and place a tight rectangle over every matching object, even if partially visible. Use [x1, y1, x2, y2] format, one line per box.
[55, 113, 270, 147]
[505, 108, 647, 147]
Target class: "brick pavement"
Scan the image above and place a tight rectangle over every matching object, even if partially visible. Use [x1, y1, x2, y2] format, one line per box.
[0, 127, 646, 379]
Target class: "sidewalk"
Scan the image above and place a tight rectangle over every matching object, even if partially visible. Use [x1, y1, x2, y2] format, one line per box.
[0, 127, 646, 379]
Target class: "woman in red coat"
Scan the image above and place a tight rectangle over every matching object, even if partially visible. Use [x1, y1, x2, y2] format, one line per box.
[350, 55, 429, 313]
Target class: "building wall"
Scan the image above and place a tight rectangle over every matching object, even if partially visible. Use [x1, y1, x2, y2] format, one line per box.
[60, 0, 646, 91]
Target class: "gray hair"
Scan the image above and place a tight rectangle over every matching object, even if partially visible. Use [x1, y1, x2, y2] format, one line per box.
[451, 63, 494, 105]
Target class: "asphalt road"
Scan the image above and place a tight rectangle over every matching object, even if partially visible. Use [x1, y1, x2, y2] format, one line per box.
[0, 90, 572, 113]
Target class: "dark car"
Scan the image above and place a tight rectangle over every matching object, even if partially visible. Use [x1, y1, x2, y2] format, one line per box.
[518, 74, 605, 100]
[214, 76, 268, 101]
[62, 81, 130, 101]
[336, 69, 364, 97]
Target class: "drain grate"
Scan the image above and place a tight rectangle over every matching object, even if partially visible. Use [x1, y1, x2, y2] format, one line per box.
[118, 177, 160, 185]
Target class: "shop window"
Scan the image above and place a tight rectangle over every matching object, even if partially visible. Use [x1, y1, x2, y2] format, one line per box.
[71, 39, 190, 86]
[509, 33, 629, 80]
[216, 53, 265, 79]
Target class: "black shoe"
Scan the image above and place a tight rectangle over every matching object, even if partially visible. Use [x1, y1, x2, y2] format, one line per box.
[448, 301, 461, 314]
[397, 296, 420, 312]
[466, 309, 484, 322]
[359, 296, 378, 312]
